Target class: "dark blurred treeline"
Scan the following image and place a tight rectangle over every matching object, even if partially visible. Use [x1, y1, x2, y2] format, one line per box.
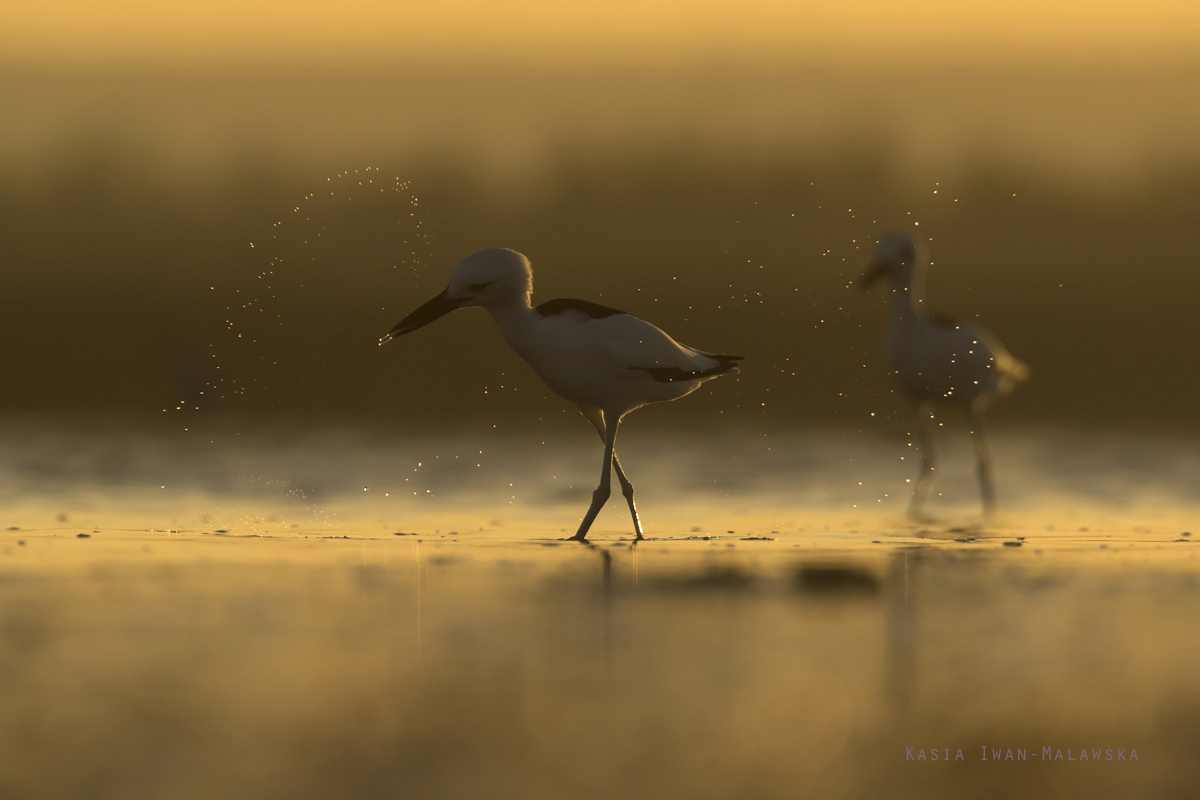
[3, 140, 1199, 432]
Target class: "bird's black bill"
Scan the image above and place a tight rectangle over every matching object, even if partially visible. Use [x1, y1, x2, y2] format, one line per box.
[380, 288, 464, 343]
[859, 261, 887, 290]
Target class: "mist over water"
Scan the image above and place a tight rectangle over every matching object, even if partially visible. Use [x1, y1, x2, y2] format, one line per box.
[3, 419, 1198, 536]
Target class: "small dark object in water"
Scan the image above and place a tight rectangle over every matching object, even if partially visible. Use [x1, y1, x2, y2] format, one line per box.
[1016, 536, 1026, 540]
[740, 536, 775, 541]
[1174, 538, 1191, 543]
[5, 527, 18, 531]
[541, 542, 561, 547]
[871, 540, 881, 544]
[947, 526, 967, 533]
[686, 566, 754, 590]
[215, 529, 229, 533]
[1183, 532, 1192, 537]
[393, 532, 415, 536]
[17, 541, 25, 546]
[76, 533, 91, 539]
[795, 566, 879, 595]
[1003, 541, 1022, 547]
[655, 565, 756, 592]
[726, 530, 735, 534]
[685, 535, 715, 540]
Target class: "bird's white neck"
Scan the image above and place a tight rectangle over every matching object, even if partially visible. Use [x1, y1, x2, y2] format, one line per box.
[888, 262, 929, 323]
[482, 293, 537, 349]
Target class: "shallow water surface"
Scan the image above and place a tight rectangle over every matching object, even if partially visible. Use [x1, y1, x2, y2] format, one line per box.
[0, 424, 1196, 798]
[0, 527, 1196, 797]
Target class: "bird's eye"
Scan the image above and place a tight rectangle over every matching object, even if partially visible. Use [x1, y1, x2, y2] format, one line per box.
[470, 281, 493, 292]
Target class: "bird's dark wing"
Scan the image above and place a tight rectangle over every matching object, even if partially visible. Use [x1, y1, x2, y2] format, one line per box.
[535, 298, 629, 319]
[536, 298, 741, 383]
[926, 310, 961, 329]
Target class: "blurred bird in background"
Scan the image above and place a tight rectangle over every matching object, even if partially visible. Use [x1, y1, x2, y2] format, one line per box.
[861, 234, 1029, 518]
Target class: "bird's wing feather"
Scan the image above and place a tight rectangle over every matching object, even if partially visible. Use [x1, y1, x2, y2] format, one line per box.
[536, 300, 739, 381]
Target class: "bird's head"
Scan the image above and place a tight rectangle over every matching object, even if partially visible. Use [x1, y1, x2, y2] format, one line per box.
[860, 234, 917, 290]
[446, 248, 533, 309]
[381, 248, 533, 342]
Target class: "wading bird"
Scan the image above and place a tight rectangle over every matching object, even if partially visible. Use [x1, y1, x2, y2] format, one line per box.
[861, 234, 1028, 518]
[381, 248, 741, 541]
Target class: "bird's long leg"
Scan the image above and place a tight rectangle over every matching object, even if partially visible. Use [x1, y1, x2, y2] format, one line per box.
[577, 406, 643, 541]
[571, 415, 619, 542]
[969, 406, 997, 517]
[611, 455, 644, 541]
[908, 401, 937, 520]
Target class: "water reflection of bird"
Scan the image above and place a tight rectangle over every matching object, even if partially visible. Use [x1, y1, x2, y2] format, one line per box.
[861, 235, 1028, 518]
[381, 248, 742, 541]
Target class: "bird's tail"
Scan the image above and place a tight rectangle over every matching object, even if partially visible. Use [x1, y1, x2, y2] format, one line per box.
[709, 354, 744, 378]
[999, 352, 1030, 383]
[631, 354, 743, 382]
[694, 353, 743, 380]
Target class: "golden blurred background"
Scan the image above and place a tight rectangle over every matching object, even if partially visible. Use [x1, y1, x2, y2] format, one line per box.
[3, 1, 1199, 432]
